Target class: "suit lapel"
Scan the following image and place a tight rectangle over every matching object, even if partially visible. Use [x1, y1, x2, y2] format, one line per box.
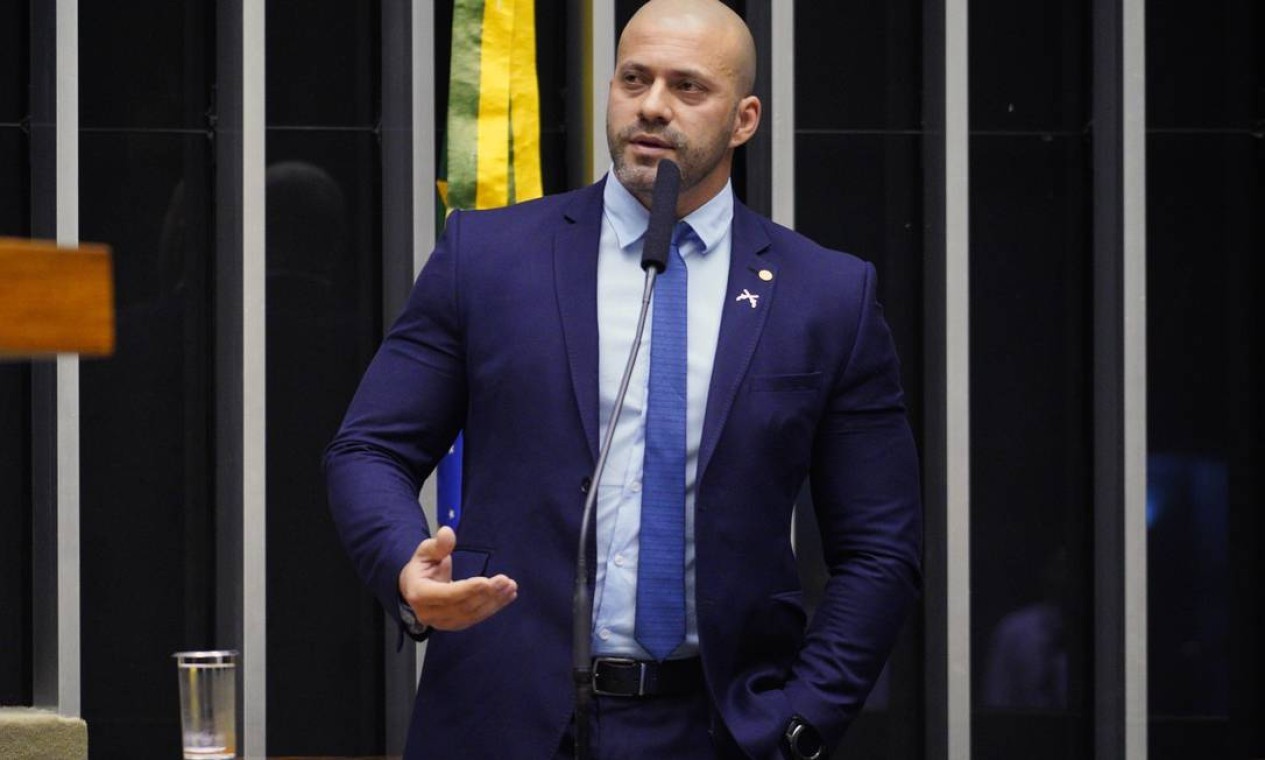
[554, 182, 607, 462]
[698, 203, 775, 482]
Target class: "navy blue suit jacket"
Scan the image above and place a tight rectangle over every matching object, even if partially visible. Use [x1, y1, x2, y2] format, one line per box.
[325, 180, 922, 759]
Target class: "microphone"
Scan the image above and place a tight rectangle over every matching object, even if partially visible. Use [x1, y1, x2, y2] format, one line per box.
[572, 160, 681, 760]
[640, 159, 681, 273]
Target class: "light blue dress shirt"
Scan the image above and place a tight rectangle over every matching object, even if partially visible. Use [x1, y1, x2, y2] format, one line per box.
[592, 172, 734, 659]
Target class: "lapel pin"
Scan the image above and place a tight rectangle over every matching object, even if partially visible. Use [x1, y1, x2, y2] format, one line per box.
[736, 289, 760, 309]
[758, 269, 773, 282]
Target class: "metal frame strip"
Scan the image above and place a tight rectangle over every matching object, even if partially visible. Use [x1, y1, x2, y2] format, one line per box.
[53, 0, 81, 718]
[30, 0, 81, 718]
[414, 0, 437, 276]
[769, 2, 794, 231]
[589, 0, 614, 182]
[241, 1, 267, 755]
[1092, 0, 1147, 756]
[923, 0, 970, 755]
[1121, 0, 1147, 748]
[943, 0, 971, 755]
[412, 0, 439, 690]
[216, 0, 266, 754]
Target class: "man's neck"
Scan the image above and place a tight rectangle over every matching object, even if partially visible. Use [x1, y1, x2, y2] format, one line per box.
[613, 167, 733, 219]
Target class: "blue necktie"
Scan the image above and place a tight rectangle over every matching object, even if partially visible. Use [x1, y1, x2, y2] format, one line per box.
[636, 222, 691, 661]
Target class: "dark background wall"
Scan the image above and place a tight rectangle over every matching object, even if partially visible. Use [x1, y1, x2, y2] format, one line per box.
[1145, 0, 1264, 756]
[0, 0, 32, 710]
[76, 0, 216, 750]
[968, 0, 1094, 757]
[263, 1, 385, 754]
[789, 4, 927, 759]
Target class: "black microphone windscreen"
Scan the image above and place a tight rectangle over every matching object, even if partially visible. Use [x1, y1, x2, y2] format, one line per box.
[640, 160, 681, 273]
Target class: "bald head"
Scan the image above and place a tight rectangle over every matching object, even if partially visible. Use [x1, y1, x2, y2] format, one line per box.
[621, 0, 757, 96]
[606, 0, 763, 214]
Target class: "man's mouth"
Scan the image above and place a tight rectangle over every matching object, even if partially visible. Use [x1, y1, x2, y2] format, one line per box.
[630, 134, 674, 151]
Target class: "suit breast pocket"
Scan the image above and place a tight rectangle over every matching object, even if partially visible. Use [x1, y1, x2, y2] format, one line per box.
[741, 373, 825, 468]
[749, 371, 823, 393]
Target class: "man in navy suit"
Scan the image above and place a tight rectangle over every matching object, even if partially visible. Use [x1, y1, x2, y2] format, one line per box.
[325, 1, 921, 757]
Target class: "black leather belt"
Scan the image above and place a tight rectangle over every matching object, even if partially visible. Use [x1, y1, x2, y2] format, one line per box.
[591, 656, 704, 698]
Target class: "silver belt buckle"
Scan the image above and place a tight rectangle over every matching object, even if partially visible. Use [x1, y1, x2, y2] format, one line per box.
[591, 656, 648, 697]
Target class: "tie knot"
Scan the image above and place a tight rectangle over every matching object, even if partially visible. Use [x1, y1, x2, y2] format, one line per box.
[672, 221, 694, 249]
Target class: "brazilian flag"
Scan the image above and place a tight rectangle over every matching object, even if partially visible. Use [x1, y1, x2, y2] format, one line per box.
[436, 0, 543, 529]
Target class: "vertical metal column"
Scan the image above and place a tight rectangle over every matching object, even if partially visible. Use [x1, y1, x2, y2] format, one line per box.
[384, 0, 417, 323]
[567, 0, 614, 186]
[380, 0, 431, 748]
[242, 3, 267, 753]
[768, 2, 794, 231]
[411, 0, 439, 691]
[923, 0, 970, 756]
[589, 0, 615, 182]
[30, 0, 81, 719]
[413, 1, 437, 277]
[1092, 0, 1147, 757]
[216, 0, 267, 755]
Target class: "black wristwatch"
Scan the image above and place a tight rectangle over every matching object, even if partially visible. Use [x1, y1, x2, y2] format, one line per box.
[783, 715, 825, 760]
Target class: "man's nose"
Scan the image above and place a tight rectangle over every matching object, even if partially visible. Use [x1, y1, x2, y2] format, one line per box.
[638, 80, 673, 124]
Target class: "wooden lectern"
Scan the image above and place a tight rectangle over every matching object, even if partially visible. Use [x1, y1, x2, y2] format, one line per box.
[0, 237, 115, 356]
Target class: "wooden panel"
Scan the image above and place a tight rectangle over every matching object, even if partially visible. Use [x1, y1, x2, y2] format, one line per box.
[0, 238, 114, 357]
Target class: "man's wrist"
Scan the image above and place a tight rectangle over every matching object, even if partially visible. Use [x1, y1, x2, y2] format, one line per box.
[398, 594, 430, 637]
[782, 715, 825, 760]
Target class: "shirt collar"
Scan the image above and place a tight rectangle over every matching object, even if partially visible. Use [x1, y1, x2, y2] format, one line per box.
[603, 168, 734, 255]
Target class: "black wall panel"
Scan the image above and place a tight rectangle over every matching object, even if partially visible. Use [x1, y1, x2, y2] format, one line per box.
[79, 0, 212, 129]
[969, 0, 1088, 132]
[77, 1, 216, 754]
[794, 2, 922, 132]
[0, 362, 31, 707]
[264, 0, 385, 754]
[1146, 1, 1264, 754]
[2, 0, 34, 712]
[0, 0, 27, 124]
[794, 4, 926, 759]
[79, 129, 215, 753]
[263, 133, 386, 754]
[968, 0, 1093, 757]
[534, 0, 571, 193]
[968, 133, 1093, 760]
[0, 115, 32, 711]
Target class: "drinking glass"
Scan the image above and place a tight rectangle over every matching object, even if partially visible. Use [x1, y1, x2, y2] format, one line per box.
[173, 650, 237, 759]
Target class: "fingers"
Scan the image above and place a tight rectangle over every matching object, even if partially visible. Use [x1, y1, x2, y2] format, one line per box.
[415, 525, 457, 562]
[408, 574, 518, 631]
[400, 527, 518, 630]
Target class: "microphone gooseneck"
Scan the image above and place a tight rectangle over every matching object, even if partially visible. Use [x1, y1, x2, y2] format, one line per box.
[572, 160, 682, 760]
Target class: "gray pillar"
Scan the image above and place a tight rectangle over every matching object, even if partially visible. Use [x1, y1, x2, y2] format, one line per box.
[922, 0, 970, 757]
[216, 0, 267, 755]
[30, 0, 81, 720]
[1092, 0, 1148, 757]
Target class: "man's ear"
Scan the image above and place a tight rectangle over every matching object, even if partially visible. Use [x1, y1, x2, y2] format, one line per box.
[729, 95, 762, 149]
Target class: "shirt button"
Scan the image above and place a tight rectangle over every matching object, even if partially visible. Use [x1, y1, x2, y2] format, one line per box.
[614, 553, 625, 567]
[630, 480, 642, 493]
[599, 628, 611, 641]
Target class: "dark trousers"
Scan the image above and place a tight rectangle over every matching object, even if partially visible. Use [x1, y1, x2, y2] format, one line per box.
[553, 690, 746, 760]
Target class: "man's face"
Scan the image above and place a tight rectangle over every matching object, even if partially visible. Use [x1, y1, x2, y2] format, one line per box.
[605, 13, 754, 212]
